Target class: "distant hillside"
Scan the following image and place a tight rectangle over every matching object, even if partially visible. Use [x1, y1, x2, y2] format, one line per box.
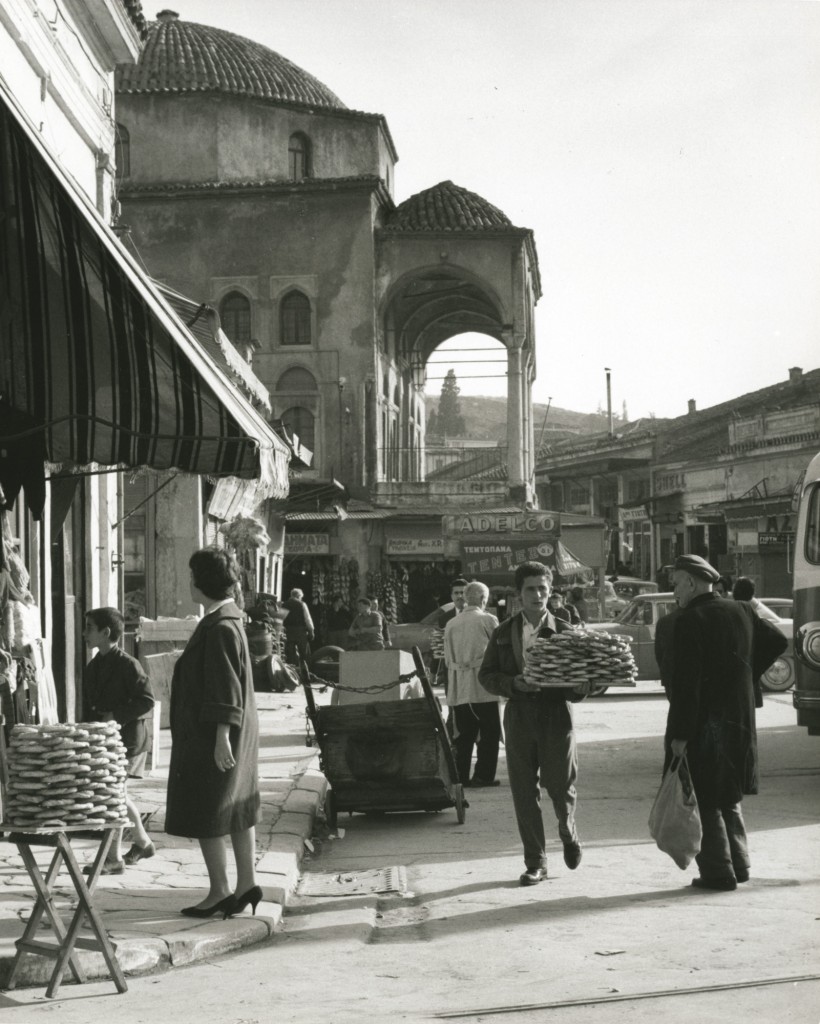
[427, 395, 612, 442]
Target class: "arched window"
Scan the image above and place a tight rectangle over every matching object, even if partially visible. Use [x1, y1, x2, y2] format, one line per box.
[115, 123, 130, 179]
[281, 406, 315, 450]
[276, 367, 317, 392]
[220, 291, 252, 344]
[288, 133, 311, 179]
[280, 291, 311, 346]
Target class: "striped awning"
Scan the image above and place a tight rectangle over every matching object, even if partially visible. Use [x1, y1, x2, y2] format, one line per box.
[0, 84, 289, 501]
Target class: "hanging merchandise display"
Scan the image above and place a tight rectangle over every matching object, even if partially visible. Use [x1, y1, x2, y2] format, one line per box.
[312, 557, 360, 608]
[365, 563, 410, 624]
[0, 516, 58, 728]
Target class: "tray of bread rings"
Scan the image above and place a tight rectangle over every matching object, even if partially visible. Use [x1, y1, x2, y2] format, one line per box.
[523, 630, 638, 688]
[2, 722, 129, 832]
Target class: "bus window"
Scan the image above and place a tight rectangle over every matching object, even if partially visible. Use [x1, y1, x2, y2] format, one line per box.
[806, 484, 820, 564]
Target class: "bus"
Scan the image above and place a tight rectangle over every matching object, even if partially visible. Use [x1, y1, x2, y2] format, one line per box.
[793, 450, 820, 735]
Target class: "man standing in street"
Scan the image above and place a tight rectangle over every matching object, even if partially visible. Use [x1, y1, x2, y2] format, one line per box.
[281, 587, 315, 665]
[436, 577, 469, 628]
[444, 581, 502, 788]
[479, 561, 591, 886]
[666, 554, 787, 890]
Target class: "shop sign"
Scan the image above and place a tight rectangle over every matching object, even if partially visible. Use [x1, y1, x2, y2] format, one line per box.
[385, 538, 445, 556]
[621, 507, 649, 522]
[443, 512, 557, 536]
[460, 538, 558, 583]
[758, 532, 795, 548]
[284, 533, 330, 555]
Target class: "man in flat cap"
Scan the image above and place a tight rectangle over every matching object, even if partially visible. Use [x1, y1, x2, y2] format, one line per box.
[665, 554, 787, 890]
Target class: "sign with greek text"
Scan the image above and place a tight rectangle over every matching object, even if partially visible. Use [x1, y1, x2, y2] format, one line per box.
[284, 533, 330, 555]
[385, 538, 445, 556]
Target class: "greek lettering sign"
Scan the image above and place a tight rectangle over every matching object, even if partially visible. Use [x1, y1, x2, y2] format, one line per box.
[284, 533, 330, 555]
[621, 506, 649, 522]
[758, 532, 795, 548]
[385, 538, 445, 556]
[443, 512, 557, 535]
[460, 538, 557, 584]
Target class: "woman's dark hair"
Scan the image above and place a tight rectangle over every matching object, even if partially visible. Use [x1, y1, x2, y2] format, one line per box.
[189, 547, 240, 601]
[85, 607, 124, 642]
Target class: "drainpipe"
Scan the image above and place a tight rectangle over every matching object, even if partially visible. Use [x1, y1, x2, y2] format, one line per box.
[605, 367, 613, 438]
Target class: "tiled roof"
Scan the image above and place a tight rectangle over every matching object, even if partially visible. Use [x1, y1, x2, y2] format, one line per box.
[385, 181, 515, 233]
[116, 10, 345, 110]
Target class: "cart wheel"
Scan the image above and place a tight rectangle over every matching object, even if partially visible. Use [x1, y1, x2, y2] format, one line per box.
[455, 784, 467, 824]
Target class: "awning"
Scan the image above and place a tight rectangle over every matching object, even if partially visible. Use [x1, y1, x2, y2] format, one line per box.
[0, 81, 289, 507]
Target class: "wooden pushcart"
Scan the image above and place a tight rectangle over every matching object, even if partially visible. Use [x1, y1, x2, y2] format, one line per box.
[301, 647, 466, 830]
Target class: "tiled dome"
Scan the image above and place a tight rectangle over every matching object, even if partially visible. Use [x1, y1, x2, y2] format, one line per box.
[386, 180, 514, 232]
[115, 10, 346, 110]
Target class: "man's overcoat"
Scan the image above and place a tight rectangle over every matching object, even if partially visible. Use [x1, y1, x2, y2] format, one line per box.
[166, 602, 260, 838]
[666, 593, 787, 807]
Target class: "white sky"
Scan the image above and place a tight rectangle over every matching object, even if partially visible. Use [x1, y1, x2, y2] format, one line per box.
[173, 0, 820, 420]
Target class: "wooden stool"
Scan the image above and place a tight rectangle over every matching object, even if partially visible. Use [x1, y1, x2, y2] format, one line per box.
[2, 825, 127, 997]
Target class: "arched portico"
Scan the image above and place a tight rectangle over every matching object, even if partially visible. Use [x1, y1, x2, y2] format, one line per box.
[377, 182, 541, 501]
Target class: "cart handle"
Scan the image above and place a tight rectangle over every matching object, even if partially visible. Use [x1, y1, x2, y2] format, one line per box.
[411, 646, 462, 785]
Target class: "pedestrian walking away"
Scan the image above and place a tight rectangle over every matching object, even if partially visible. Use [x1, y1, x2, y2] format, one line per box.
[479, 561, 593, 886]
[665, 554, 788, 891]
[282, 588, 315, 665]
[443, 580, 501, 788]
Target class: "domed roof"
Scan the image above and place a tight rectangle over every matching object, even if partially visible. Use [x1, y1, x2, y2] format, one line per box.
[386, 180, 514, 232]
[115, 10, 346, 110]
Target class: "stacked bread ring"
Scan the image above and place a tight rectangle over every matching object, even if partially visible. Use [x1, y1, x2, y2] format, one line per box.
[430, 627, 445, 659]
[3, 722, 129, 830]
[524, 629, 637, 689]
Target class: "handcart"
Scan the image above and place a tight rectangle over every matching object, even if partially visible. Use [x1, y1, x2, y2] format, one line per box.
[301, 647, 466, 830]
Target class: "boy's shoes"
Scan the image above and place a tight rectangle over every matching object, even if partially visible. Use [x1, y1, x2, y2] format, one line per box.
[123, 841, 156, 865]
[83, 859, 125, 876]
[519, 867, 547, 886]
[691, 875, 737, 891]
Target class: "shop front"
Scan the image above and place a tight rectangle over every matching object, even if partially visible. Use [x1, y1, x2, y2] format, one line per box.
[0, 84, 289, 724]
[383, 524, 462, 622]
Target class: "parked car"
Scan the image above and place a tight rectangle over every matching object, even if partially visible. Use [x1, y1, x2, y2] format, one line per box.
[579, 580, 623, 622]
[587, 592, 795, 694]
[389, 603, 453, 662]
[759, 596, 794, 619]
[753, 601, 795, 692]
[609, 576, 659, 602]
[587, 593, 679, 691]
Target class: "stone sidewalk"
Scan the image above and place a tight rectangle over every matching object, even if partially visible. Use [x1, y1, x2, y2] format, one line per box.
[0, 690, 328, 989]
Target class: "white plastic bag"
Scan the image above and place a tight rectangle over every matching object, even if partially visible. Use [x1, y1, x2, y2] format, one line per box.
[648, 753, 702, 869]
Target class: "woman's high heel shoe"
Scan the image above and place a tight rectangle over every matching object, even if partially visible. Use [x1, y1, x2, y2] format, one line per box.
[180, 894, 236, 918]
[231, 885, 263, 917]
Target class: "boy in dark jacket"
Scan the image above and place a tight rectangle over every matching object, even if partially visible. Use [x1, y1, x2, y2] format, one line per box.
[83, 607, 156, 873]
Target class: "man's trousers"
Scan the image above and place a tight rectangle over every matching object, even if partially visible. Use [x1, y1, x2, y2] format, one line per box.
[504, 698, 578, 870]
[451, 701, 501, 784]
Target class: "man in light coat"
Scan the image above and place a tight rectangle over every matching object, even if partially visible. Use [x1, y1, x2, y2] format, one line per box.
[444, 581, 502, 788]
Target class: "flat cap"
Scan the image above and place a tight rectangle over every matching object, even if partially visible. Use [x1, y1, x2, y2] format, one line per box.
[673, 554, 721, 582]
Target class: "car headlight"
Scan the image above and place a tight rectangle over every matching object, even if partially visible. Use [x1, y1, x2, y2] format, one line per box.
[795, 622, 820, 670]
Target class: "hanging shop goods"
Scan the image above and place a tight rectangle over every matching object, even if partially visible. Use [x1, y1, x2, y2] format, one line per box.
[317, 558, 359, 607]
[3, 721, 128, 829]
[523, 630, 637, 689]
[365, 564, 410, 624]
[0, 526, 57, 727]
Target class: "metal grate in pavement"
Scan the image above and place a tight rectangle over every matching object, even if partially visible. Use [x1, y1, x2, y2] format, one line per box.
[297, 866, 407, 897]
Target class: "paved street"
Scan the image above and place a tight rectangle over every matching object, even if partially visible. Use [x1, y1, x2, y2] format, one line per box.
[1, 684, 818, 1023]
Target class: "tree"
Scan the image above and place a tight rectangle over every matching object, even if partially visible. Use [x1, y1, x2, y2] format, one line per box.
[437, 369, 466, 437]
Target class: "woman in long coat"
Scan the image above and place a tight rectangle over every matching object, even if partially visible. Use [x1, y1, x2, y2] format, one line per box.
[166, 547, 261, 917]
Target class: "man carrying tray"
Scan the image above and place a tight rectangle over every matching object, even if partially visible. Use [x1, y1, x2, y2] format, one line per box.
[479, 561, 593, 886]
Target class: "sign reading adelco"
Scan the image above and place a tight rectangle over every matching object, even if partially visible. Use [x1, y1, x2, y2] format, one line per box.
[442, 512, 557, 536]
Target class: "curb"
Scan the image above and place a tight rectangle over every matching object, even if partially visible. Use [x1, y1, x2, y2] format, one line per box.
[0, 759, 327, 989]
